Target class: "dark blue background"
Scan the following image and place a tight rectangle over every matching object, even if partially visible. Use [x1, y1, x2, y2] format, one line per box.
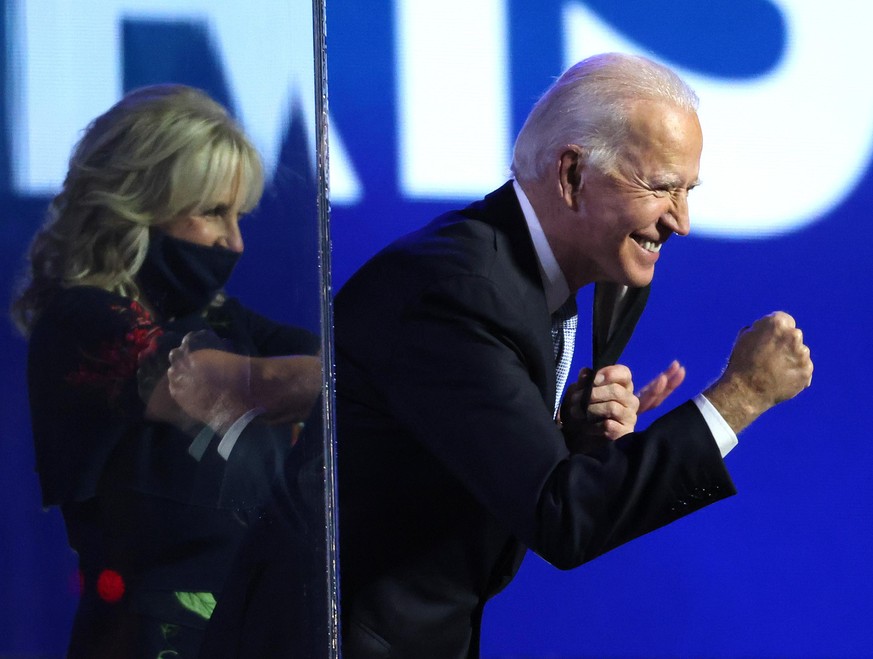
[3, 2, 871, 657]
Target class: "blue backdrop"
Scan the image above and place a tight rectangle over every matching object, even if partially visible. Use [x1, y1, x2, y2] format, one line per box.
[326, 2, 872, 658]
[3, 1, 871, 657]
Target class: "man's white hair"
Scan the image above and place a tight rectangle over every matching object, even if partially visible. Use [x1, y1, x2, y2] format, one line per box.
[511, 53, 699, 182]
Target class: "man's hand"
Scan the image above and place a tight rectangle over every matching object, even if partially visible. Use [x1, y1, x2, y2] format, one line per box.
[563, 364, 639, 443]
[637, 360, 686, 413]
[167, 331, 322, 433]
[704, 311, 813, 433]
[167, 334, 252, 435]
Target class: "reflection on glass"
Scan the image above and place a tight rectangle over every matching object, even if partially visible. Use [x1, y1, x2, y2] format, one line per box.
[12, 83, 320, 657]
[4, 1, 336, 656]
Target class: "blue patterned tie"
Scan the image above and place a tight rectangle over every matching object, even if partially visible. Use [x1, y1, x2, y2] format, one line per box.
[551, 296, 578, 417]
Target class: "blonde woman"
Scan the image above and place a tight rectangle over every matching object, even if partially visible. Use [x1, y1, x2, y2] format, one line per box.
[13, 85, 321, 658]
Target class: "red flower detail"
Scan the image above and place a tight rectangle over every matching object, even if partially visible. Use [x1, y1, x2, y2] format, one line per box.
[96, 568, 125, 603]
[66, 300, 164, 400]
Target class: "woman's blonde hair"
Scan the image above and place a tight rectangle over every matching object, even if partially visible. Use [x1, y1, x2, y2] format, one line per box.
[11, 84, 264, 334]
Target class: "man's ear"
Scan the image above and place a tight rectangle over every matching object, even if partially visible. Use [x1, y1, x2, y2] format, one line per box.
[558, 146, 585, 211]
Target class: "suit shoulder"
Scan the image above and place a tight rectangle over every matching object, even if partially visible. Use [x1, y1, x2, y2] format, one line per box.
[338, 212, 495, 300]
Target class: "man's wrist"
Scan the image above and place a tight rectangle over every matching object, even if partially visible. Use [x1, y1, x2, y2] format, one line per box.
[703, 373, 766, 435]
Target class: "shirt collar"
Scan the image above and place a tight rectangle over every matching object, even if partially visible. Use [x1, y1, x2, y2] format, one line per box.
[512, 179, 570, 314]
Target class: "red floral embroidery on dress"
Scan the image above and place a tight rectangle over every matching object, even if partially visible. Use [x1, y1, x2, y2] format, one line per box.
[67, 300, 164, 401]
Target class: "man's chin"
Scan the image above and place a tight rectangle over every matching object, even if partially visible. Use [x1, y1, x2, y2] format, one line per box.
[622, 267, 655, 288]
[589, 261, 655, 289]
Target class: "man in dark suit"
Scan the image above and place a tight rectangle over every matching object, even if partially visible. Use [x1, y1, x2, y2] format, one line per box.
[334, 53, 813, 658]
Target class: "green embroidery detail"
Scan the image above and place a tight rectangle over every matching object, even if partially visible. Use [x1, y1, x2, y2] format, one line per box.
[174, 591, 217, 620]
[157, 623, 180, 657]
[160, 622, 179, 640]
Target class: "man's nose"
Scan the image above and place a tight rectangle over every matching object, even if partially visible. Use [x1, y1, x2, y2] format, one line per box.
[662, 195, 690, 237]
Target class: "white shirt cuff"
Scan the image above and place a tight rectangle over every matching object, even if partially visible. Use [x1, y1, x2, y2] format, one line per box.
[693, 394, 738, 458]
[217, 407, 266, 460]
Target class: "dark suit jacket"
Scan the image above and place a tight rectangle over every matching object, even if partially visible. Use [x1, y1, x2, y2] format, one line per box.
[334, 181, 735, 658]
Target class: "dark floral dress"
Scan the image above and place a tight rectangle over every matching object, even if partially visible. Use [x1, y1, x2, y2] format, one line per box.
[27, 286, 319, 658]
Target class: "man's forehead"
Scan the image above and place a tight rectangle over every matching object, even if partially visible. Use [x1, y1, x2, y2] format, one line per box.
[625, 101, 700, 141]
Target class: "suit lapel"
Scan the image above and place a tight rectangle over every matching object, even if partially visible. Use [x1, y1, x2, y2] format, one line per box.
[472, 182, 557, 407]
[592, 283, 650, 370]
[477, 185, 651, 394]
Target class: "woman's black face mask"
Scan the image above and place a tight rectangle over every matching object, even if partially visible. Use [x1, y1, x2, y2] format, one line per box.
[137, 230, 240, 318]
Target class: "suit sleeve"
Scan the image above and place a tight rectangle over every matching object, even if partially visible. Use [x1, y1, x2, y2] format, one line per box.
[376, 274, 735, 570]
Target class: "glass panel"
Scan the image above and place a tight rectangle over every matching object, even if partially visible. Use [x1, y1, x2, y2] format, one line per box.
[1, 0, 337, 656]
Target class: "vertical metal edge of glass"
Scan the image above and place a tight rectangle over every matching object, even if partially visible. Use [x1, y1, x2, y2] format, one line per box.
[312, 0, 341, 656]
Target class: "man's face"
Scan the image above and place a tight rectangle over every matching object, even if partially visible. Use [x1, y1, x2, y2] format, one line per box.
[568, 100, 703, 288]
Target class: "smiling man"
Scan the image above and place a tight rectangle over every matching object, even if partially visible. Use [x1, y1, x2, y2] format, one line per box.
[523, 99, 701, 290]
[334, 53, 812, 658]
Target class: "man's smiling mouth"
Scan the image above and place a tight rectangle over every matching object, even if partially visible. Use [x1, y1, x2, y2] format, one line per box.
[633, 237, 662, 253]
